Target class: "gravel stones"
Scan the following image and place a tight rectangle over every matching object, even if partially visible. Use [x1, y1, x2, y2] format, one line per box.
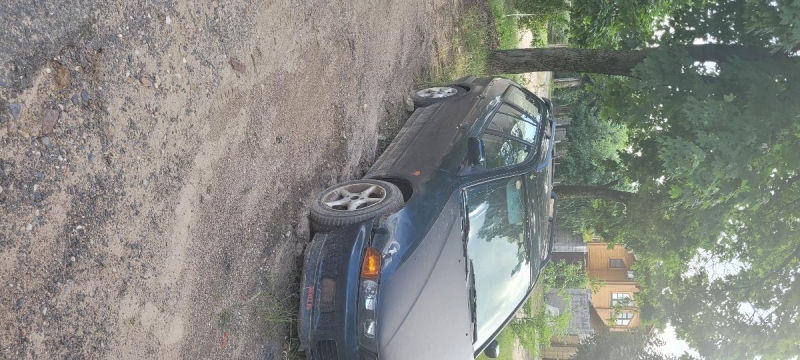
[55, 66, 71, 88]
[229, 58, 246, 73]
[41, 109, 59, 135]
[9, 103, 22, 119]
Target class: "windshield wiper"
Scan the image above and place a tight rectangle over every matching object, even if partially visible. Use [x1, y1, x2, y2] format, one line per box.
[461, 197, 478, 342]
[467, 259, 478, 343]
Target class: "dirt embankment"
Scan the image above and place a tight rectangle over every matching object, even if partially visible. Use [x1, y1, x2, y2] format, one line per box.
[0, 0, 465, 358]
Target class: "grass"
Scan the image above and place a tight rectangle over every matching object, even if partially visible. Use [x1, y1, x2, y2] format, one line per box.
[475, 281, 546, 360]
[425, 0, 526, 85]
[489, 0, 521, 50]
[476, 327, 517, 360]
[425, 8, 490, 85]
[258, 273, 304, 360]
[220, 272, 302, 359]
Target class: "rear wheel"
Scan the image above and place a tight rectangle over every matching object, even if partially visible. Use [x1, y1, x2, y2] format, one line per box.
[310, 179, 404, 232]
[410, 85, 466, 107]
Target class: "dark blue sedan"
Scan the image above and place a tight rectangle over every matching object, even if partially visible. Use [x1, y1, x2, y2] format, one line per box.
[299, 77, 557, 360]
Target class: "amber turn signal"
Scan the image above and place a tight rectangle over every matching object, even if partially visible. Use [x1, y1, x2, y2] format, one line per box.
[360, 247, 381, 280]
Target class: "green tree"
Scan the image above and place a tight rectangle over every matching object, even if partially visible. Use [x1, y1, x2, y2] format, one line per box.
[570, 0, 673, 49]
[553, 89, 628, 186]
[572, 328, 691, 360]
[484, 2, 800, 358]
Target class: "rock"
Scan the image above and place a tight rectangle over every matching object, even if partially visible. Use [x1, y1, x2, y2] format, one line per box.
[6, 121, 15, 133]
[55, 66, 71, 88]
[154, 74, 161, 89]
[404, 95, 415, 112]
[33, 192, 42, 202]
[284, 231, 291, 238]
[165, 15, 172, 25]
[9, 103, 22, 119]
[13, 298, 23, 312]
[295, 215, 311, 240]
[140, 76, 153, 87]
[26, 224, 33, 231]
[41, 137, 52, 146]
[229, 58, 246, 73]
[212, 1, 218, 8]
[0, 186, 3, 194]
[81, 89, 90, 104]
[71, 94, 80, 106]
[41, 109, 59, 135]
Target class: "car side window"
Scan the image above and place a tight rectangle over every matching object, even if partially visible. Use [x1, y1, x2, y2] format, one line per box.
[480, 104, 538, 170]
[505, 87, 542, 120]
[487, 104, 538, 143]
[482, 134, 529, 169]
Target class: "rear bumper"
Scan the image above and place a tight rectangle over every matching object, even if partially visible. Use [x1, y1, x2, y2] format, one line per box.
[299, 220, 377, 360]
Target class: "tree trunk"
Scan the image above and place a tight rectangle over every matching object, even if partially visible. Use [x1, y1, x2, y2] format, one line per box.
[553, 185, 632, 203]
[487, 45, 781, 76]
[553, 77, 583, 88]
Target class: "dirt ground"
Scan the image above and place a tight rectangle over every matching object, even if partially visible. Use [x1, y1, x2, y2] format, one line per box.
[0, 0, 468, 358]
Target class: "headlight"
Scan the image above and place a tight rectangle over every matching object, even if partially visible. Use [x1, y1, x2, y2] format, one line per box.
[358, 248, 381, 353]
[362, 280, 378, 311]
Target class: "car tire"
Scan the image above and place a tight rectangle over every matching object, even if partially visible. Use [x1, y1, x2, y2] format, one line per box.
[410, 85, 466, 107]
[310, 179, 404, 232]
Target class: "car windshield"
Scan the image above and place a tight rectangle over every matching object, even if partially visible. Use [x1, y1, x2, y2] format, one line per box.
[465, 176, 532, 349]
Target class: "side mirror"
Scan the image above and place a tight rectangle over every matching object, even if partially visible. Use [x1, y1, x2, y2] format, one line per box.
[467, 137, 485, 166]
[484, 340, 500, 358]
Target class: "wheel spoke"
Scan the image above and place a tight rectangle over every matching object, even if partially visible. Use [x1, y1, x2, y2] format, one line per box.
[348, 199, 366, 210]
[361, 197, 382, 203]
[360, 185, 377, 197]
[324, 198, 350, 207]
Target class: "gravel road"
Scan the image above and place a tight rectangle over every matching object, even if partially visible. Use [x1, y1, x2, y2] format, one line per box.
[0, 0, 465, 358]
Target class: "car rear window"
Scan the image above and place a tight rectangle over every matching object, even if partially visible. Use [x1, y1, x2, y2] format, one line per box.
[465, 176, 532, 348]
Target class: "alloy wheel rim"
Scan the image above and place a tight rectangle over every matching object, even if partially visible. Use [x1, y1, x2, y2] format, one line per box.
[416, 86, 458, 99]
[321, 183, 387, 211]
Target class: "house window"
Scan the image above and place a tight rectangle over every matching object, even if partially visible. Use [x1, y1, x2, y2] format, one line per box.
[614, 312, 634, 326]
[609, 258, 625, 268]
[612, 293, 633, 307]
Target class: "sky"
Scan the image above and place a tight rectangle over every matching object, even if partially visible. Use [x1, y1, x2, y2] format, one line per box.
[658, 324, 701, 358]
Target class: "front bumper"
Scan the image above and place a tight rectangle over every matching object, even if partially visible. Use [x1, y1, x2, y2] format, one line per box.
[299, 220, 377, 360]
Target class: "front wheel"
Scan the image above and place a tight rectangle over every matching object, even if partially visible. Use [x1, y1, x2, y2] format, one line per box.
[410, 85, 466, 107]
[310, 179, 404, 232]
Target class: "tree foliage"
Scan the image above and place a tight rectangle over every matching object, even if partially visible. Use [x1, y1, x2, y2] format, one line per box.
[660, 0, 800, 52]
[526, 1, 800, 358]
[585, 41, 800, 360]
[510, 260, 599, 355]
[570, 0, 673, 49]
[572, 328, 693, 360]
[554, 88, 628, 186]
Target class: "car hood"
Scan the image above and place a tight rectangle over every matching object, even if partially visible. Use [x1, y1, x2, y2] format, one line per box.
[374, 199, 474, 360]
